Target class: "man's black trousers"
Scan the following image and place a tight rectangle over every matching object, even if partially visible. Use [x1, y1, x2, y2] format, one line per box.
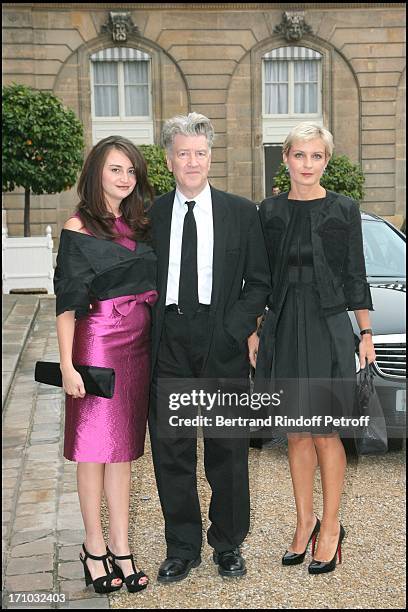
[149, 309, 250, 560]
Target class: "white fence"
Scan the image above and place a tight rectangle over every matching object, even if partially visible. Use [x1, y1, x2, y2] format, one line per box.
[2, 225, 54, 294]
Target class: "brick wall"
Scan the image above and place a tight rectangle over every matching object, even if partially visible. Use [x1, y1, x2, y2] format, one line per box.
[2, 3, 406, 237]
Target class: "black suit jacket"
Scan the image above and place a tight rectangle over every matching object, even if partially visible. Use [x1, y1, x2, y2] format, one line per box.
[149, 185, 271, 377]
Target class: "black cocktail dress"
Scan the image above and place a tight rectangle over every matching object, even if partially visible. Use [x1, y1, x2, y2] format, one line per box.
[271, 198, 356, 434]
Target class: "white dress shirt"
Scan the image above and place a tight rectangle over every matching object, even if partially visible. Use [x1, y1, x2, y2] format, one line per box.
[166, 182, 214, 305]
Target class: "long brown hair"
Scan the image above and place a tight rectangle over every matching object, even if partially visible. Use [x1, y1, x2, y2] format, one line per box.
[76, 136, 154, 240]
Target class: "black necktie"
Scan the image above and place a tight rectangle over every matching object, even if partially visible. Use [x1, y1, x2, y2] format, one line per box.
[178, 200, 199, 312]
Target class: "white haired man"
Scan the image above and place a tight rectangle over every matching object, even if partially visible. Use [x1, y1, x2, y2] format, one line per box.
[148, 113, 271, 583]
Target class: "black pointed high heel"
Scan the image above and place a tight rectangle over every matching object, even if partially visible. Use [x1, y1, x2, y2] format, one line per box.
[282, 517, 321, 566]
[106, 546, 148, 593]
[79, 543, 122, 593]
[308, 523, 346, 574]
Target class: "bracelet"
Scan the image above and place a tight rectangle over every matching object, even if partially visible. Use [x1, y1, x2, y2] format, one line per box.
[360, 328, 373, 336]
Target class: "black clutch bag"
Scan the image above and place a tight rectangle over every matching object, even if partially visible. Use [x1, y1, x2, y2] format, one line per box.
[34, 361, 115, 399]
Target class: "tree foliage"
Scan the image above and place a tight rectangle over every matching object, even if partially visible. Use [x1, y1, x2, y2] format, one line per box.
[2, 83, 84, 234]
[273, 153, 366, 203]
[139, 144, 175, 196]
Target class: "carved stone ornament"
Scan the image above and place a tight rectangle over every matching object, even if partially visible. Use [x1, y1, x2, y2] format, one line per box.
[273, 11, 313, 42]
[101, 12, 139, 42]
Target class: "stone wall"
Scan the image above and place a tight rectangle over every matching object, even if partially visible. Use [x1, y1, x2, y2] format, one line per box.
[2, 3, 406, 237]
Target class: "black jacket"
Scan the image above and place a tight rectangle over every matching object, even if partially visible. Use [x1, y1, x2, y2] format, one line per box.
[54, 229, 157, 318]
[149, 186, 271, 377]
[259, 190, 373, 315]
[256, 190, 373, 380]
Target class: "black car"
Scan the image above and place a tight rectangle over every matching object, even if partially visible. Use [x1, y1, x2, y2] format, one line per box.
[349, 212, 406, 450]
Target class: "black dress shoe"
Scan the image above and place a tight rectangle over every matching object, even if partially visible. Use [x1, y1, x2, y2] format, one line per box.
[157, 556, 201, 583]
[213, 548, 246, 577]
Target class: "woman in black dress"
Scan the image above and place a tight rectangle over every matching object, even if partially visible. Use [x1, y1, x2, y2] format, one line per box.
[250, 122, 376, 574]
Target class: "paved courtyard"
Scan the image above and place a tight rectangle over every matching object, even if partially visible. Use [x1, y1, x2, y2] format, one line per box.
[2, 295, 406, 609]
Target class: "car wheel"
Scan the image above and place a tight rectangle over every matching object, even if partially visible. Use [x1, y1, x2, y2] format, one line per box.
[341, 437, 358, 460]
[387, 438, 404, 452]
[249, 438, 263, 449]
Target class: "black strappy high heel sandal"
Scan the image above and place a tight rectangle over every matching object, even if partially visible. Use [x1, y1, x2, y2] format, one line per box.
[79, 543, 122, 593]
[106, 546, 148, 593]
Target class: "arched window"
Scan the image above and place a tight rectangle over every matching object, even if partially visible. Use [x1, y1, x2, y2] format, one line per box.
[90, 47, 153, 145]
[262, 46, 324, 196]
[263, 46, 322, 117]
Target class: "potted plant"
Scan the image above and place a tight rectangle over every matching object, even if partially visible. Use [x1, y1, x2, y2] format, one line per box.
[2, 83, 84, 292]
[139, 144, 176, 195]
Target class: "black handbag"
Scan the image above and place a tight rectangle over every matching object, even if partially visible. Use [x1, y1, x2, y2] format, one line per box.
[34, 361, 115, 399]
[355, 361, 388, 455]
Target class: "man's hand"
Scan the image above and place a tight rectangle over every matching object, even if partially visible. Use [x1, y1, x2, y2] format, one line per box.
[248, 332, 259, 368]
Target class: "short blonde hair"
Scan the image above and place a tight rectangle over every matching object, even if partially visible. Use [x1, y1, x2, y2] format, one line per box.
[282, 122, 334, 159]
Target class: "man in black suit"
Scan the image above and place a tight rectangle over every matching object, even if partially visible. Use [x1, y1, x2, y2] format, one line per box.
[149, 112, 270, 583]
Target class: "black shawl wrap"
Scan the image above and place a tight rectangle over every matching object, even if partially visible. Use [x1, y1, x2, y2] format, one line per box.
[54, 229, 157, 318]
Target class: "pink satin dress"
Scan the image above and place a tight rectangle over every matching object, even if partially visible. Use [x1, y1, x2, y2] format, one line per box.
[63, 216, 158, 463]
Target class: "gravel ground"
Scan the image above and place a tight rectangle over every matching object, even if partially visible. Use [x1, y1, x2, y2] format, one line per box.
[103, 436, 406, 609]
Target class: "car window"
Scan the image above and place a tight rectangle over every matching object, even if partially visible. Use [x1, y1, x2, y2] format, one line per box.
[362, 220, 406, 277]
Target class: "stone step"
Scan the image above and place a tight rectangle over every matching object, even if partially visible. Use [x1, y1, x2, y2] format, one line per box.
[2, 295, 44, 410]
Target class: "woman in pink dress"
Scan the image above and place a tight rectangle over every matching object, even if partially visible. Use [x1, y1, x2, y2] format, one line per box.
[54, 136, 157, 594]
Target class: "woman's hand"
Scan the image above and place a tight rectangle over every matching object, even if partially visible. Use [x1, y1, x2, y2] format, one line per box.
[359, 335, 376, 369]
[61, 365, 86, 398]
[248, 332, 259, 368]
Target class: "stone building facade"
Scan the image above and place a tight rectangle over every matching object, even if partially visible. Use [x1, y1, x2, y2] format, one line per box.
[2, 2, 406, 239]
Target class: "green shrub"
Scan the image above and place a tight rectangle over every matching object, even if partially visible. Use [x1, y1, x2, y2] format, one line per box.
[2, 83, 84, 235]
[273, 153, 365, 203]
[139, 144, 175, 196]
